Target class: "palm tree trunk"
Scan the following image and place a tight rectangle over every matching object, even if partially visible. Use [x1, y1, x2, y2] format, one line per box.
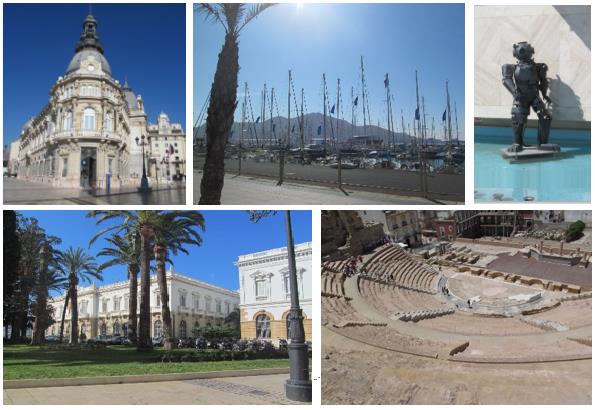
[69, 275, 78, 344]
[128, 264, 139, 344]
[31, 245, 50, 345]
[199, 32, 240, 204]
[137, 225, 153, 351]
[59, 289, 71, 343]
[154, 244, 173, 350]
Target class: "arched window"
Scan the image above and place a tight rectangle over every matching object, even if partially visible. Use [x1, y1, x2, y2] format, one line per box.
[83, 108, 95, 130]
[100, 323, 107, 336]
[63, 110, 73, 130]
[193, 321, 200, 337]
[113, 321, 121, 336]
[255, 314, 271, 339]
[179, 320, 187, 338]
[105, 111, 114, 132]
[80, 323, 86, 338]
[154, 320, 162, 338]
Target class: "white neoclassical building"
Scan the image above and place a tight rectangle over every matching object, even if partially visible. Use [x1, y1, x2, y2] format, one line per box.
[10, 11, 185, 190]
[47, 268, 239, 340]
[236, 242, 312, 341]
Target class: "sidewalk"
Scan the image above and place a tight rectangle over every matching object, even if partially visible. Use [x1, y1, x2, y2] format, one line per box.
[3, 374, 298, 405]
[3, 177, 185, 205]
[194, 172, 456, 205]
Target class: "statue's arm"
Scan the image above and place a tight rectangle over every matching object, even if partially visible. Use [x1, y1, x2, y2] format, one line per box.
[501, 64, 517, 97]
[537, 63, 551, 102]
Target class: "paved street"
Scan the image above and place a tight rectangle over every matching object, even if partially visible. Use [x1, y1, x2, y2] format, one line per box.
[3, 374, 301, 405]
[3, 177, 186, 205]
[194, 172, 456, 205]
[196, 158, 465, 202]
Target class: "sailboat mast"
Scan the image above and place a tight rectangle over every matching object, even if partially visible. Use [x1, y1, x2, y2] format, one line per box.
[300, 88, 305, 163]
[288, 71, 291, 147]
[361, 56, 367, 137]
[415, 70, 421, 146]
[351, 86, 355, 138]
[337, 78, 342, 187]
[269, 87, 274, 149]
[401, 109, 405, 146]
[446, 80, 453, 161]
[323, 73, 327, 156]
[454, 100, 460, 146]
[385, 73, 391, 150]
[239, 82, 247, 175]
[415, 70, 426, 198]
[262, 83, 266, 147]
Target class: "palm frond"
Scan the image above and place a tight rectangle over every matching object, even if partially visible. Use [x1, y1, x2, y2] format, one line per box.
[197, 3, 229, 33]
[238, 3, 276, 34]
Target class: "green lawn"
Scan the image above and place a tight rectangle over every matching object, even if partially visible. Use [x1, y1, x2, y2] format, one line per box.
[4, 344, 289, 380]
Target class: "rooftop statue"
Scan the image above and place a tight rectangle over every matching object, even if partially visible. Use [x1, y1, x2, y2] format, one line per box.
[501, 42, 560, 155]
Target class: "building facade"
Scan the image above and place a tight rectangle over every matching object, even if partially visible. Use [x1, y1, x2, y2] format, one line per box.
[237, 242, 312, 341]
[47, 269, 239, 340]
[10, 12, 185, 189]
[358, 210, 422, 247]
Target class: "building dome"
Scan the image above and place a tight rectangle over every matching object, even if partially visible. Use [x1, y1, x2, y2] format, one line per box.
[66, 49, 112, 76]
[65, 13, 112, 77]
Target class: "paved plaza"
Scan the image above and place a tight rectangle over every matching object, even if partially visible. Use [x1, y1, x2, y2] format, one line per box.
[193, 172, 452, 205]
[3, 374, 300, 405]
[3, 177, 186, 205]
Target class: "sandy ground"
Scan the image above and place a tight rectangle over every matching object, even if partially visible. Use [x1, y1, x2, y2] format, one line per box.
[322, 327, 591, 405]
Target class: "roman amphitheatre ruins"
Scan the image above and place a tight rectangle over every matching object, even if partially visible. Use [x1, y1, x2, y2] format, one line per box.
[321, 211, 592, 405]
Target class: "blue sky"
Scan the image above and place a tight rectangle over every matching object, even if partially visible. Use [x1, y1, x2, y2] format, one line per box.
[19, 211, 312, 294]
[3, 3, 186, 144]
[194, 3, 465, 140]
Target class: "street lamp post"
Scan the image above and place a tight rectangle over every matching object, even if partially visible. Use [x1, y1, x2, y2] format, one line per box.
[284, 210, 312, 402]
[135, 134, 151, 192]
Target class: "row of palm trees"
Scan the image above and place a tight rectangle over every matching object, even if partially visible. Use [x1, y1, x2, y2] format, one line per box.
[36, 211, 204, 351]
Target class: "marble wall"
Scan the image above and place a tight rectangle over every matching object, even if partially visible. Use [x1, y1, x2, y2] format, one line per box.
[475, 5, 591, 127]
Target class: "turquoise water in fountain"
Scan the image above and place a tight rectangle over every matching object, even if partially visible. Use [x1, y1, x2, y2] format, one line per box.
[474, 127, 590, 202]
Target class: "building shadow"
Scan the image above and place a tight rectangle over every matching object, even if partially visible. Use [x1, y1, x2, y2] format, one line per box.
[548, 74, 584, 121]
[553, 5, 591, 51]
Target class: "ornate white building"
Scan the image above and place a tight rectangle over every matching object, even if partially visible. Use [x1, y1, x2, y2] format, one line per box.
[47, 269, 239, 340]
[236, 242, 312, 341]
[10, 12, 185, 189]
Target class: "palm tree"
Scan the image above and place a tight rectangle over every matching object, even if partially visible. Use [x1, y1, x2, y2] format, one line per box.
[88, 211, 157, 351]
[196, 3, 274, 204]
[31, 244, 64, 345]
[10, 216, 60, 342]
[88, 211, 205, 351]
[96, 231, 141, 344]
[55, 247, 101, 344]
[57, 288, 71, 344]
[152, 212, 205, 349]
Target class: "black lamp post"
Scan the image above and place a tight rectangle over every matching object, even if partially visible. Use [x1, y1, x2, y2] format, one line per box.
[284, 210, 312, 402]
[135, 134, 150, 192]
